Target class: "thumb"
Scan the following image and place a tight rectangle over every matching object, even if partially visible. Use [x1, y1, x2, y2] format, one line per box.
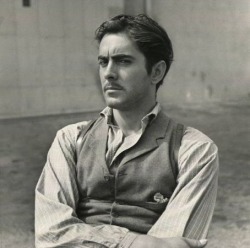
[183, 238, 207, 247]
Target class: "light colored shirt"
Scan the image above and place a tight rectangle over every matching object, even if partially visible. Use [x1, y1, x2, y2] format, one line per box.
[101, 103, 160, 167]
[35, 106, 219, 248]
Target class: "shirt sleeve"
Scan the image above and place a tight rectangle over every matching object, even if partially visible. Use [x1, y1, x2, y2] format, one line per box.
[35, 122, 137, 248]
[147, 127, 219, 239]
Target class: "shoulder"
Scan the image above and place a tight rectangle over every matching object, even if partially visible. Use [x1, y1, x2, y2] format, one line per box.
[181, 126, 218, 154]
[56, 121, 92, 144]
[183, 126, 215, 144]
[179, 126, 219, 170]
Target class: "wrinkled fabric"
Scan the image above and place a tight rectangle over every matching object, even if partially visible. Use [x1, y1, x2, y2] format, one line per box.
[35, 107, 219, 248]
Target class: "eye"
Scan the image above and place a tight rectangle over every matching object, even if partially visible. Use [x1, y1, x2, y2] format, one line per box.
[98, 59, 108, 67]
[118, 59, 131, 65]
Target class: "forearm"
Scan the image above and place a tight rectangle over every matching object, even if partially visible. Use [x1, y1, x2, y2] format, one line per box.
[129, 235, 207, 248]
[35, 176, 136, 247]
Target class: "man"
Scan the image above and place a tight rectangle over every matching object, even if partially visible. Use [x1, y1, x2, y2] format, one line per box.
[35, 14, 219, 248]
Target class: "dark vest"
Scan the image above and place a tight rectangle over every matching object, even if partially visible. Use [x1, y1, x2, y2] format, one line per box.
[76, 111, 180, 233]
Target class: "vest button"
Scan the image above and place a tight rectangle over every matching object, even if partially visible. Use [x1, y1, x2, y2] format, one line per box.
[104, 176, 110, 181]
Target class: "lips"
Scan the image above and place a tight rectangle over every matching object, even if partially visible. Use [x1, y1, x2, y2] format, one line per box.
[104, 84, 123, 91]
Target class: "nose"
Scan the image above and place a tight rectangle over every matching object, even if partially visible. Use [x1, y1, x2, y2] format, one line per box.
[104, 61, 118, 81]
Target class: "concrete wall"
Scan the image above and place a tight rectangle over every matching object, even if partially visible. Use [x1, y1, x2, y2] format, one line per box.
[0, 0, 123, 118]
[152, 0, 250, 105]
[0, 0, 249, 119]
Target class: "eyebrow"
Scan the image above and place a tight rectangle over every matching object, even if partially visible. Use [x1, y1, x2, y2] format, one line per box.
[98, 54, 135, 60]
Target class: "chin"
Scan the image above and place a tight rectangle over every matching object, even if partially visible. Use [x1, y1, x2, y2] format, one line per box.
[106, 100, 127, 111]
[106, 102, 122, 110]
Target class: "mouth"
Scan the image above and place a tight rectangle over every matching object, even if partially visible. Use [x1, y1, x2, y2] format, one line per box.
[104, 84, 123, 92]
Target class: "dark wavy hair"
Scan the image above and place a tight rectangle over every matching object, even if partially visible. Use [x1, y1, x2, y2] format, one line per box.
[95, 14, 173, 91]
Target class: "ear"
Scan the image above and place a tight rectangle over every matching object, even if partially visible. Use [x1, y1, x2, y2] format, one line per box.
[150, 60, 167, 85]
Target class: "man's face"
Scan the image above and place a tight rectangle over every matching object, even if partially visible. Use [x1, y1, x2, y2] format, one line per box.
[98, 32, 155, 111]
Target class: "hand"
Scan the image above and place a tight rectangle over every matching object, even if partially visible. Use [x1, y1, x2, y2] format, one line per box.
[130, 235, 207, 248]
[163, 237, 207, 248]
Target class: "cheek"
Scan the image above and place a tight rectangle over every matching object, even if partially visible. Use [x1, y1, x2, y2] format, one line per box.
[127, 70, 149, 86]
[99, 69, 105, 83]
[123, 67, 146, 81]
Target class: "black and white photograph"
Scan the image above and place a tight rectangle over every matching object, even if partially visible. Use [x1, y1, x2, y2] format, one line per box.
[0, 1, 249, 247]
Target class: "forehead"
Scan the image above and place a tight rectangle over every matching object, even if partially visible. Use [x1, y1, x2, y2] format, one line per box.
[98, 32, 141, 56]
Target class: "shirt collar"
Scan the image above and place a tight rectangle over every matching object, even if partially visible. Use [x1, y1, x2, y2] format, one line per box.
[100, 103, 161, 129]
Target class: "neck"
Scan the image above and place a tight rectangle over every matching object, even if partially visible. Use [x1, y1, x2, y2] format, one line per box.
[113, 101, 157, 136]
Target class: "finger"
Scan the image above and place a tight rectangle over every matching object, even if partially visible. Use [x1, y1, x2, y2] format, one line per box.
[199, 239, 208, 247]
[183, 238, 207, 247]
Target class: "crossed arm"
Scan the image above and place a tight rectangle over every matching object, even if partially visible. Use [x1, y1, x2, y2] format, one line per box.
[35, 123, 219, 248]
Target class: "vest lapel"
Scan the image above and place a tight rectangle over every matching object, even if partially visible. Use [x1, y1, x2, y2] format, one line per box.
[87, 118, 110, 174]
[120, 111, 170, 166]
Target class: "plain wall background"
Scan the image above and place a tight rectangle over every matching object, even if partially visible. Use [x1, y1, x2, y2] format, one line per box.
[0, 0, 249, 119]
